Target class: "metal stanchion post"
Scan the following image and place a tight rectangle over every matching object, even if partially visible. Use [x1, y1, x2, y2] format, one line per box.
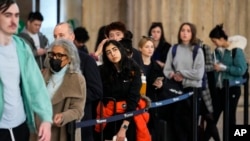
[223, 79, 229, 141]
[193, 88, 198, 141]
[66, 120, 76, 141]
[243, 73, 249, 125]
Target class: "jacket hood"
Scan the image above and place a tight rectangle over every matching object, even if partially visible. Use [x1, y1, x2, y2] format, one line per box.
[228, 35, 247, 50]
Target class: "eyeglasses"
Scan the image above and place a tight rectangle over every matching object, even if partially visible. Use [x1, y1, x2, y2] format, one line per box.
[48, 52, 67, 59]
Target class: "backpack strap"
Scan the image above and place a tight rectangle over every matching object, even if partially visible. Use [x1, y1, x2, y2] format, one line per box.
[171, 44, 200, 70]
[171, 44, 178, 71]
[171, 44, 178, 59]
[192, 45, 200, 62]
[172, 44, 199, 61]
[231, 48, 249, 79]
[232, 48, 237, 59]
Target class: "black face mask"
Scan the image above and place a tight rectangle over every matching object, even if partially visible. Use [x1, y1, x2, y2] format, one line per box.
[49, 58, 63, 72]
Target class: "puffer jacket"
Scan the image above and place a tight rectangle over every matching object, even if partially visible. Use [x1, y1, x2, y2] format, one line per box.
[95, 95, 151, 141]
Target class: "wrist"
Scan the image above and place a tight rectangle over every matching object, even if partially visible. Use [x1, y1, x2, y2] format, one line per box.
[121, 124, 128, 130]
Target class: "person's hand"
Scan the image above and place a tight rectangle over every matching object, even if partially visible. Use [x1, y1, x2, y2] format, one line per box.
[156, 60, 165, 68]
[214, 63, 221, 72]
[169, 71, 175, 79]
[173, 72, 183, 82]
[53, 113, 63, 127]
[38, 122, 51, 141]
[37, 48, 46, 56]
[116, 128, 127, 141]
[153, 77, 164, 89]
[95, 38, 109, 56]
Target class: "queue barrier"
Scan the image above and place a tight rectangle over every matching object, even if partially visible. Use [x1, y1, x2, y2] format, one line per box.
[75, 91, 193, 129]
[67, 78, 247, 141]
[223, 79, 247, 141]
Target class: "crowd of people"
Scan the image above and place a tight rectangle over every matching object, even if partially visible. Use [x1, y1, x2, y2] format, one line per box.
[0, 0, 248, 141]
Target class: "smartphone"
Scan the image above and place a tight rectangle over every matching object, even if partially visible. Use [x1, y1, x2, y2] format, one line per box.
[155, 77, 164, 81]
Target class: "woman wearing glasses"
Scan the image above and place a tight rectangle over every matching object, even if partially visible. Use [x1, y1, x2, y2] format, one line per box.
[32, 39, 86, 141]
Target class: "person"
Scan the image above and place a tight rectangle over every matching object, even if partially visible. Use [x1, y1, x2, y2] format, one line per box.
[95, 40, 151, 141]
[0, 1, 52, 141]
[119, 38, 133, 58]
[148, 22, 171, 68]
[18, 11, 49, 69]
[138, 36, 165, 141]
[54, 22, 103, 141]
[74, 26, 90, 54]
[92, 21, 143, 67]
[40, 39, 86, 141]
[94, 25, 106, 52]
[163, 22, 205, 141]
[206, 24, 247, 140]
[197, 39, 220, 141]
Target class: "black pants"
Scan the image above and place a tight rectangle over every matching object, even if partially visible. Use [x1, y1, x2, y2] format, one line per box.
[205, 86, 241, 140]
[168, 87, 201, 141]
[0, 122, 29, 141]
[213, 86, 240, 125]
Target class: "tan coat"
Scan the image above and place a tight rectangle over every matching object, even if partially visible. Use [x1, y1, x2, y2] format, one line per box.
[30, 69, 86, 141]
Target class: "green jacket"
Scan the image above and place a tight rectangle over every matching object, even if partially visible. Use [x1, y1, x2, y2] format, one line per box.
[0, 35, 52, 132]
[214, 48, 247, 86]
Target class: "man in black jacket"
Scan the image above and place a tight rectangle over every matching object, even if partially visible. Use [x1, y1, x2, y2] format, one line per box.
[53, 22, 103, 141]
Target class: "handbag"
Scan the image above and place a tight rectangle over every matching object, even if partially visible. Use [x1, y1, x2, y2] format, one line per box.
[161, 45, 184, 98]
[163, 78, 183, 98]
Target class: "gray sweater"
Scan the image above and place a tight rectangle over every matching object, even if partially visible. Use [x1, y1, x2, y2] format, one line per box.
[163, 44, 205, 88]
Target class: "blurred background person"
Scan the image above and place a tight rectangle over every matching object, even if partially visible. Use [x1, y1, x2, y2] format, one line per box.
[138, 36, 165, 141]
[18, 11, 49, 69]
[74, 26, 90, 54]
[206, 24, 247, 140]
[148, 22, 171, 68]
[163, 22, 204, 141]
[94, 25, 106, 52]
[92, 21, 143, 67]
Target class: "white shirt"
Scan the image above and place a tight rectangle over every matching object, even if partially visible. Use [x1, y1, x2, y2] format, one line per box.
[27, 31, 40, 49]
[0, 38, 26, 128]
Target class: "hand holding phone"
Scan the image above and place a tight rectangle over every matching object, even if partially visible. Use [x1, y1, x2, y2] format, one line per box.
[155, 77, 164, 81]
[153, 77, 164, 89]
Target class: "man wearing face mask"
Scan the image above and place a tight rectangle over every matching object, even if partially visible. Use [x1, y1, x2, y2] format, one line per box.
[53, 22, 103, 141]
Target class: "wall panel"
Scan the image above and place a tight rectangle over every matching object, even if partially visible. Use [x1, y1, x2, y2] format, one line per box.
[82, 0, 249, 62]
